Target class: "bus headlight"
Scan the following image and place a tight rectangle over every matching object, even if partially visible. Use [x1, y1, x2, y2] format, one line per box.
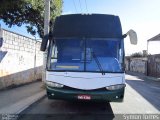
[106, 84, 126, 90]
[46, 81, 64, 88]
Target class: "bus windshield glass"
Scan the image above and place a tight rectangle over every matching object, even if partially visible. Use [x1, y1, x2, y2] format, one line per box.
[48, 38, 123, 73]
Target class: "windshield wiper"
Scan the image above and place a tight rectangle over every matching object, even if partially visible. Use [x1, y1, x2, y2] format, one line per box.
[92, 52, 105, 75]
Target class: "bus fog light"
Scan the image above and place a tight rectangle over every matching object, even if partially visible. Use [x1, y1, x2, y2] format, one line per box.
[46, 81, 64, 88]
[106, 84, 126, 90]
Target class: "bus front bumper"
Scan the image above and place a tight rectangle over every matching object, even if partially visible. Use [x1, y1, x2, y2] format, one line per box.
[46, 86, 125, 102]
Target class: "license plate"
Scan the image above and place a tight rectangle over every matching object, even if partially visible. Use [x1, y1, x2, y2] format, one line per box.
[78, 95, 91, 100]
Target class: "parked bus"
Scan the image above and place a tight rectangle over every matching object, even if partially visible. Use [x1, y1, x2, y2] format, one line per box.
[41, 14, 137, 102]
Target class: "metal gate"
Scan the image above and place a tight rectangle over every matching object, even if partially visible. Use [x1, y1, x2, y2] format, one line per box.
[148, 54, 160, 78]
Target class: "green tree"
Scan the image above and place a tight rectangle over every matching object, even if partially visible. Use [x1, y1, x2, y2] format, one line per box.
[130, 52, 143, 57]
[0, 0, 62, 38]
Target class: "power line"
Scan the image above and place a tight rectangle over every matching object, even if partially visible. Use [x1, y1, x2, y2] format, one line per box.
[79, 0, 82, 13]
[84, 0, 88, 13]
[73, 0, 78, 13]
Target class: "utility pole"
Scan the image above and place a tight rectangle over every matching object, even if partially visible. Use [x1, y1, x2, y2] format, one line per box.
[41, 0, 50, 82]
[0, 24, 2, 47]
[44, 0, 50, 40]
[147, 40, 149, 55]
[41, 0, 50, 51]
[32, 35, 37, 81]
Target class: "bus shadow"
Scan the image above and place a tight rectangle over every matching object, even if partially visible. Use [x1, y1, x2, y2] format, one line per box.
[19, 97, 115, 120]
[48, 101, 115, 120]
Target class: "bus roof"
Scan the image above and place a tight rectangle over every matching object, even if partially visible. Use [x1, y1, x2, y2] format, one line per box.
[53, 14, 122, 39]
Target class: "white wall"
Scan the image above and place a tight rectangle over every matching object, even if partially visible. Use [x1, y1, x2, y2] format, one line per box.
[0, 28, 43, 89]
[148, 41, 160, 55]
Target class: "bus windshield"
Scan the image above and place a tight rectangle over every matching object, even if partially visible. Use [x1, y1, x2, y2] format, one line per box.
[48, 38, 123, 73]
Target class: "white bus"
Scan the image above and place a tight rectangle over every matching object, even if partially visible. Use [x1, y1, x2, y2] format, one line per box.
[41, 14, 137, 102]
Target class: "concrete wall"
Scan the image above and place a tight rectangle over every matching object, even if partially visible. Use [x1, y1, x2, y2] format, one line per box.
[125, 57, 147, 75]
[0, 28, 43, 89]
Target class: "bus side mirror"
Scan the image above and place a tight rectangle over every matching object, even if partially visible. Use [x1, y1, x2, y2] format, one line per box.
[0, 37, 3, 48]
[40, 35, 48, 51]
[123, 29, 138, 45]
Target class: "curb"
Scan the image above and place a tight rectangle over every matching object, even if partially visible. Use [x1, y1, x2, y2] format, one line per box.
[145, 77, 160, 82]
[0, 80, 42, 92]
[126, 71, 160, 82]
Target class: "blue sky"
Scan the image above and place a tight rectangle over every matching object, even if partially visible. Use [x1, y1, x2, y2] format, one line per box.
[1, 0, 160, 55]
[63, 0, 160, 55]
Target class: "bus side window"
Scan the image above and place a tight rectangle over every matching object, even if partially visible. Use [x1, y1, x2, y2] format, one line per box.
[51, 45, 58, 63]
[86, 48, 92, 61]
[81, 48, 92, 62]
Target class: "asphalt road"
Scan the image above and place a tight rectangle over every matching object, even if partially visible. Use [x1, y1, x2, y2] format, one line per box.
[19, 74, 160, 120]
